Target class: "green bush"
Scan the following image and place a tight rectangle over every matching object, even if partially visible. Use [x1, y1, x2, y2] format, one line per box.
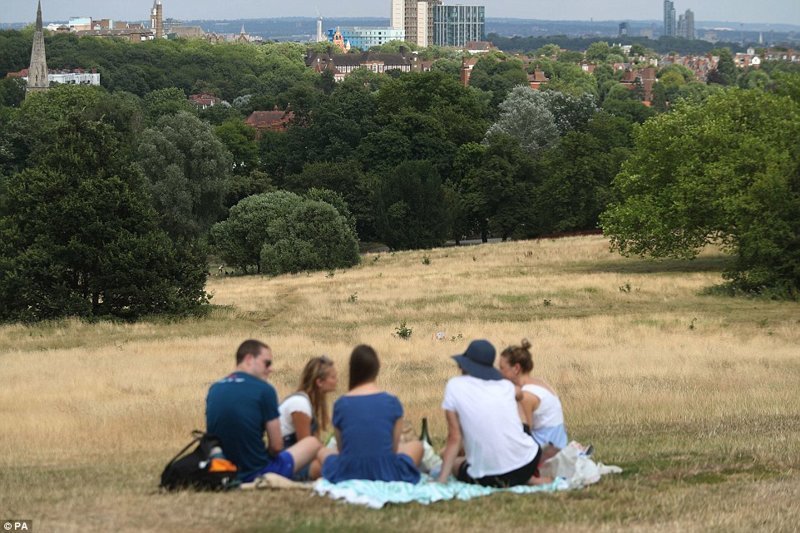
[212, 192, 359, 275]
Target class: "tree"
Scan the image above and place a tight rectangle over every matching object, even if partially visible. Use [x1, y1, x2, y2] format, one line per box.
[215, 119, 259, 176]
[0, 112, 208, 321]
[0, 77, 25, 107]
[260, 200, 359, 275]
[467, 53, 529, 109]
[283, 160, 378, 241]
[211, 191, 303, 273]
[462, 135, 539, 241]
[376, 161, 449, 249]
[210, 191, 359, 275]
[305, 187, 357, 234]
[600, 88, 800, 297]
[136, 111, 233, 239]
[142, 87, 196, 124]
[707, 48, 737, 86]
[585, 41, 611, 62]
[485, 86, 559, 154]
[533, 111, 633, 235]
[485, 86, 596, 154]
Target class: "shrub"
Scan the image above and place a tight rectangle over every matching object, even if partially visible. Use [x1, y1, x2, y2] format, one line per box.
[212, 192, 359, 276]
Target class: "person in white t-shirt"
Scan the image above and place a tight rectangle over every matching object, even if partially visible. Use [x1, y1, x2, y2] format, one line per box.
[279, 356, 338, 480]
[437, 339, 548, 487]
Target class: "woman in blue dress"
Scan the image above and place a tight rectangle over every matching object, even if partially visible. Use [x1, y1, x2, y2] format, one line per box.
[319, 345, 423, 483]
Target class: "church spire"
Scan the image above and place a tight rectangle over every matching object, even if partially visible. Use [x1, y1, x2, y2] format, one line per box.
[27, 0, 49, 96]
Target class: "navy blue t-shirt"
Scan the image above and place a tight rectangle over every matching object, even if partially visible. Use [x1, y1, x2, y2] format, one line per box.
[206, 371, 280, 480]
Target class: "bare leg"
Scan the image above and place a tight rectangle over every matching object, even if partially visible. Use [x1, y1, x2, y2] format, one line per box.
[398, 439, 424, 466]
[528, 474, 554, 486]
[450, 456, 466, 477]
[540, 444, 560, 464]
[310, 446, 338, 479]
[286, 436, 321, 474]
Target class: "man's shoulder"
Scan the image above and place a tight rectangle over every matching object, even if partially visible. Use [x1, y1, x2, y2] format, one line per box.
[446, 375, 508, 393]
[209, 372, 276, 395]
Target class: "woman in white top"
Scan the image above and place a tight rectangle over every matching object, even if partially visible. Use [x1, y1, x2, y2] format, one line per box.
[279, 356, 338, 479]
[498, 339, 568, 450]
[438, 339, 548, 487]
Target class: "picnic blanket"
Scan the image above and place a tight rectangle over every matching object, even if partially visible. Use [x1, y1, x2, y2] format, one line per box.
[313, 475, 568, 508]
[312, 446, 622, 508]
[244, 442, 622, 508]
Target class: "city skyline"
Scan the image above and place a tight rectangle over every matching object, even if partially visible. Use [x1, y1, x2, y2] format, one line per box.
[4, 0, 799, 26]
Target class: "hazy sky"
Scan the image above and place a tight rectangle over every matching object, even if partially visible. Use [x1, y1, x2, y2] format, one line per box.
[5, 0, 800, 25]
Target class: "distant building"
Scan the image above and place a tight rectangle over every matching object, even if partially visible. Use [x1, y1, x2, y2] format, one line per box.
[762, 48, 799, 63]
[27, 1, 49, 96]
[701, 30, 718, 43]
[392, 0, 440, 47]
[75, 29, 154, 42]
[619, 22, 629, 37]
[330, 28, 351, 52]
[316, 17, 324, 42]
[326, 27, 405, 50]
[620, 67, 656, 104]
[167, 25, 206, 39]
[683, 9, 695, 40]
[528, 70, 549, 90]
[433, 5, 485, 47]
[68, 17, 93, 32]
[460, 56, 479, 86]
[307, 50, 423, 82]
[150, 0, 164, 39]
[464, 40, 495, 54]
[663, 0, 676, 37]
[677, 9, 695, 40]
[9, 68, 100, 87]
[245, 108, 294, 137]
[92, 19, 115, 30]
[188, 93, 222, 109]
[235, 25, 260, 43]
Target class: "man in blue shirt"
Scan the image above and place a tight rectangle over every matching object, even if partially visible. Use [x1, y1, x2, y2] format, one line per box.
[206, 339, 322, 481]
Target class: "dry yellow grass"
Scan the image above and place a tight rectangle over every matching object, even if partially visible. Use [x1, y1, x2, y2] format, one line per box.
[1, 235, 798, 531]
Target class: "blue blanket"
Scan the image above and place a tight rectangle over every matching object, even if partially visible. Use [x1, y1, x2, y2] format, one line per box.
[313, 475, 569, 508]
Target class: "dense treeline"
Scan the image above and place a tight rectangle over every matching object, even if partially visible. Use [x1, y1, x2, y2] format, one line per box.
[0, 31, 798, 321]
[488, 33, 745, 56]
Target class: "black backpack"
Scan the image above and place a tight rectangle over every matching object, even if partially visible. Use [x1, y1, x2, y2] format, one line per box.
[159, 431, 240, 491]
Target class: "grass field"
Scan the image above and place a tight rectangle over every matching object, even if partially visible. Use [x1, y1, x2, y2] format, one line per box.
[1, 235, 798, 532]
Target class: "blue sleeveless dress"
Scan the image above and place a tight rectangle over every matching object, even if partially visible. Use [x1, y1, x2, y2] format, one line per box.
[322, 392, 420, 484]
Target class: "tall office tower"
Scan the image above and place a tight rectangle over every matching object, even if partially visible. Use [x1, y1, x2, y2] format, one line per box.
[150, 0, 163, 39]
[426, 0, 441, 46]
[619, 21, 629, 37]
[433, 5, 485, 47]
[403, 0, 420, 45]
[677, 14, 686, 38]
[27, 1, 49, 96]
[316, 16, 324, 42]
[684, 9, 695, 40]
[416, 2, 429, 46]
[663, 0, 676, 37]
[391, 0, 405, 30]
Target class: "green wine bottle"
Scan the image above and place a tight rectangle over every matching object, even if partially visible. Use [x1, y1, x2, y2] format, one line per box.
[419, 417, 432, 445]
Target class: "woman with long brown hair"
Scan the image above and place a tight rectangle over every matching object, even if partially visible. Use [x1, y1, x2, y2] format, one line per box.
[279, 355, 338, 479]
[318, 345, 423, 483]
